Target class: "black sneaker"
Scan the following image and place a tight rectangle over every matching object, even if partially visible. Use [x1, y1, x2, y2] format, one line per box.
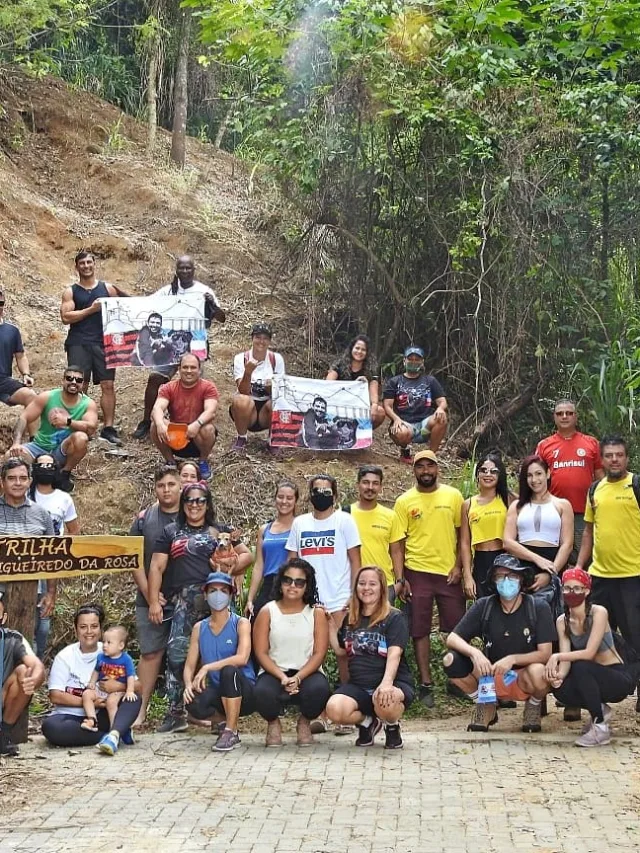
[400, 447, 412, 465]
[419, 683, 435, 709]
[355, 717, 382, 747]
[133, 419, 151, 440]
[384, 724, 403, 750]
[57, 469, 75, 494]
[157, 713, 188, 733]
[0, 728, 19, 757]
[99, 426, 122, 447]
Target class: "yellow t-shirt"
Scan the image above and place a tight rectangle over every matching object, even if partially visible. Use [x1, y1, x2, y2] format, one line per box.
[394, 484, 463, 575]
[468, 494, 507, 547]
[585, 474, 640, 578]
[349, 503, 404, 586]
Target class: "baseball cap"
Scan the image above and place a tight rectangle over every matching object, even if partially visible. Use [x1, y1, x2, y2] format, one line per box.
[251, 322, 272, 338]
[203, 572, 234, 590]
[413, 449, 437, 465]
[404, 346, 424, 358]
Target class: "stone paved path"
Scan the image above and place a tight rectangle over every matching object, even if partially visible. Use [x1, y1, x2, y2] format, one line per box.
[2, 726, 640, 853]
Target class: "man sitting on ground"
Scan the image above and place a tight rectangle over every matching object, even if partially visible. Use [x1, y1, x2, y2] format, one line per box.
[150, 353, 219, 480]
[443, 554, 555, 734]
[10, 367, 98, 493]
[230, 323, 285, 452]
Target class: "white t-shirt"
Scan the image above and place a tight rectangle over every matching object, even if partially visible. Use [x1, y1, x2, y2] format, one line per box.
[286, 510, 361, 611]
[48, 642, 103, 717]
[154, 279, 221, 307]
[33, 489, 77, 536]
[233, 349, 286, 401]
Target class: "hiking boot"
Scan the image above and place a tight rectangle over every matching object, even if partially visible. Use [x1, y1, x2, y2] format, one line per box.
[157, 712, 188, 733]
[467, 702, 498, 732]
[355, 717, 382, 747]
[384, 723, 403, 750]
[133, 419, 151, 440]
[97, 732, 119, 756]
[232, 436, 247, 453]
[296, 716, 314, 746]
[0, 728, 19, 757]
[522, 699, 542, 733]
[563, 705, 581, 722]
[198, 459, 212, 480]
[266, 719, 283, 747]
[446, 681, 472, 702]
[418, 683, 435, 709]
[309, 718, 330, 735]
[400, 447, 412, 465]
[575, 721, 611, 748]
[99, 426, 122, 446]
[57, 469, 75, 493]
[213, 728, 241, 752]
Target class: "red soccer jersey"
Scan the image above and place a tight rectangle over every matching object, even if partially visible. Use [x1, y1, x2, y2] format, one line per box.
[158, 378, 219, 425]
[535, 431, 602, 513]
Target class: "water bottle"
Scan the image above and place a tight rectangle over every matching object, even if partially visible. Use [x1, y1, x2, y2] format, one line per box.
[502, 669, 518, 687]
[477, 674, 497, 703]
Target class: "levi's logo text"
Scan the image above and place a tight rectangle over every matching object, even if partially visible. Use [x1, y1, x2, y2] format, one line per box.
[300, 530, 335, 556]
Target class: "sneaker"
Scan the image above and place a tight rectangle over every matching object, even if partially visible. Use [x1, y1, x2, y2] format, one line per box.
[522, 699, 542, 733]
[581, 704, 612, 735]
[99, 426, 122, 446]
[97, 732, 119, 756]
[213, 728, 241, 752]
[384, 723, 403, 750]
[121, 728, 135, 746]
[133, 419, 151, 440]
[418, 683, 435, 709]
[198, 459, 212, 480]
[232, 436, 247, 453]
[575, 721, 611, 748]
[211, 720, 226, 736]
[57, 469, 75, 494]
[157, 713, 188, 734]
[334, 724, 355, 736]
[563, 705, 582, 722]
[355, 717, 382, 747]
[310, 718, 330, 735]
[0, 728, 19, 757]
[467, 702, 498, 732]
[446, 681, 472, 702]
[400, 447, 412, 465]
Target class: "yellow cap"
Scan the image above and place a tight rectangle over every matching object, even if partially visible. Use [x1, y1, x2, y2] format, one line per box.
[413, 449, 438, 465]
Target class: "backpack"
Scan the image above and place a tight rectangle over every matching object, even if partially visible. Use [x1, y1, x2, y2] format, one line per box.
[480, 594, 538, 646]
[244, 350, 276, 371]
[588, 473, 640, 511]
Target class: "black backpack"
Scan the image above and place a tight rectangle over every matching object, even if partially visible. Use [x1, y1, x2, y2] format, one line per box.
[587, 473, 640, 511]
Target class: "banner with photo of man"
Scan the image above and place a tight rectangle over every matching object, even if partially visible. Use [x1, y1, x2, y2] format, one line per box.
[102, 294, 207, 368]
[270, 375, 372, 449]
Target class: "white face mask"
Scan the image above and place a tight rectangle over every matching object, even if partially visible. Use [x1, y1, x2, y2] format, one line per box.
[207, 591, 230, 611]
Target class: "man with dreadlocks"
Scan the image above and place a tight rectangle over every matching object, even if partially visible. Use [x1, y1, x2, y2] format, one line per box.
[133, 256, 225, 440]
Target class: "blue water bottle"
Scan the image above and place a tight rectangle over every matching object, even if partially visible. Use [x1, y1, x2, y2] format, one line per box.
[477, 674, 497, 703]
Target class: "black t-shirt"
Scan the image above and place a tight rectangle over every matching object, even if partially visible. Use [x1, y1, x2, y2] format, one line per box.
[339, 609, 413, 691]
[1, 629, 32, 685]
[453, 595, 557, 663]
[130, 503, 178, 606]
[330, 359, 379, 382]
[154, 522, 231, 595]
[383, 373, 445, 423]
[0, 323, 23, 379]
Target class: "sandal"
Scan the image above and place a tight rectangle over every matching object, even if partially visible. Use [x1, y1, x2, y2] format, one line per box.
[81, 717, 98, 731]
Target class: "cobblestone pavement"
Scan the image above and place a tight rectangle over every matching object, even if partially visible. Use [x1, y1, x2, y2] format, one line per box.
[2, 725, 640, 853]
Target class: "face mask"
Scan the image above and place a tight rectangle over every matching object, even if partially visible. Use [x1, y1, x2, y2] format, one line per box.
[33, 467, 57, 486]
[309, 490, 334, 511]
[207, 591, 230, 611]
[563, 591, 587, 608]
[496, 577, 521, 601]
[404, 361, 423, 374]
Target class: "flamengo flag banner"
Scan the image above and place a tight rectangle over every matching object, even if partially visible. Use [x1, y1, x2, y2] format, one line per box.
[0, 536, 143, 581]
[102, 294, 207, 369]
[270, 375, 372, 449]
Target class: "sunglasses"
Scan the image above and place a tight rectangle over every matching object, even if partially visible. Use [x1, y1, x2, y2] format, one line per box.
[281, 576, 306, 588]
[312, 488, 333, 496]
[64, 374, 84, 383]
[35, 462, 56, 469]
[478, 467, 500, 475]
[0, 302, 5, 307]
[184, 496, 207, 505]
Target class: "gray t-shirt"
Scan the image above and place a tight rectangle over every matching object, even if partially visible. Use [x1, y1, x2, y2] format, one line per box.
[130, 503, 178, 607]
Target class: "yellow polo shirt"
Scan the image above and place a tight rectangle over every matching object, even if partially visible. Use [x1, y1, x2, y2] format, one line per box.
[585, 474, 640, 578]
[349, 503, 404, 586]
[393, 484, 463, 575]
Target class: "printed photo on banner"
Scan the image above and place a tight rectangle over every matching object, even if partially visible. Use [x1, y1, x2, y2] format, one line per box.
[270, 376, 372, 450]
[101, 294, 207, 368]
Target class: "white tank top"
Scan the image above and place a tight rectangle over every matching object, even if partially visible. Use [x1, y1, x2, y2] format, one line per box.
[265, 601, 316, 671]
[517, 501, 561, 546]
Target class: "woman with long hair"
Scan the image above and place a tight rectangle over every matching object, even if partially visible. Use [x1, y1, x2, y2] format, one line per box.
[325, 566, 414, 750]
[503, 455, 574, 590]
[326, 334, 385, 429]
[246, 480, 299, 618]
[460, 453, 510, 600]
[147, 482, 252, 733]
[545, 568, 636, 747]
[253, 559, 330, 746]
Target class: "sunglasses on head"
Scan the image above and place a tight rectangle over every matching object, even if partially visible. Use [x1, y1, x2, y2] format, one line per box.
[282, 576, 306, 588]
[184, 496, 207, 505]
[64, 374, 84, 383]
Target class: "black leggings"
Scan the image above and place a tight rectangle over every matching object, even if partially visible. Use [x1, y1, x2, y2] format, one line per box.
[41, 697, 142, 747]
[186, 666, 255, 719]
[253, 670, 330, 722]
[472, 550, 503, 598]
[553, 661, 632, 722]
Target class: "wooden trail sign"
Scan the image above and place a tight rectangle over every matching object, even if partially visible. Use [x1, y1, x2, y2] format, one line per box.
[0, 535, 143, 581]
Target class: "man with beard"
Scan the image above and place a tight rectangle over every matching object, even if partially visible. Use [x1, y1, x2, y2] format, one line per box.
[301, 396, 340, 450]
[60, 251, 127, 446]
[134, 313, 174, 368]
[576, 435, 640, 711]
[383, 346, 448, 463]
[10, 366, 99, 493]
[393, 450, 464, 708]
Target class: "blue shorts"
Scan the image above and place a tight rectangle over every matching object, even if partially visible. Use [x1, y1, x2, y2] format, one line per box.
[409, 416, 433, 444]
[22, 440, 66, 466]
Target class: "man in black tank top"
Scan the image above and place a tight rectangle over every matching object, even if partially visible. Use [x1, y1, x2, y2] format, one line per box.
[60, 252, 127, 446]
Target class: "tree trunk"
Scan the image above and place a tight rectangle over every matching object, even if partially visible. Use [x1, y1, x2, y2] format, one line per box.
[601, 173, 610, 282]
[146, 30, 159, 161]
[170, 8, 191, 168]
[5, 580, 37, 744]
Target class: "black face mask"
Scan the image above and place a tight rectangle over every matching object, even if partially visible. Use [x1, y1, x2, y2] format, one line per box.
[33, 467, 57, 486]
[309, 490, 334, 512]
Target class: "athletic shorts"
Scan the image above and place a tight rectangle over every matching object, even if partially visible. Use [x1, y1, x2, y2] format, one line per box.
[405, 568, 465, 638]
[136, 604, 172, 655]
[494, 671, 530, 703]
[172, 427, 218, 459]
[332, 682, 415, 716]
[0, 376, 27, 405]
[228, 398, 270, 433]
[22, 440, 66, 467]
[387, 415, 433, 444]
[67, 343, 115, 384]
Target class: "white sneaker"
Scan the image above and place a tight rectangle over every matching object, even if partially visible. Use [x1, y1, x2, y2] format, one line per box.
[580, 704, 612, 735]
[575, 721, 611, 748]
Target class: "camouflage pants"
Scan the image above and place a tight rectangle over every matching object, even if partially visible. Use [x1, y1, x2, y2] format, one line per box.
[166, 585, 209, 714]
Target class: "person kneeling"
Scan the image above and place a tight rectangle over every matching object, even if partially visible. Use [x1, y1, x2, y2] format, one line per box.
[443, 554, 555, 734]
[183, 572, 255, 752]
[325, 567, 414, 750]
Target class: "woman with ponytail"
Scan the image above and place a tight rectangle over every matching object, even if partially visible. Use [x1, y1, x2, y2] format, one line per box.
[545, 568, 634, 747]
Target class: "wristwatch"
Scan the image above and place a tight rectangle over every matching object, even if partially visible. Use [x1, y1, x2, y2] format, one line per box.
[396, 578, 406, 586]
[66, 417, 72, 427]
[197, 418, 205, 427]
